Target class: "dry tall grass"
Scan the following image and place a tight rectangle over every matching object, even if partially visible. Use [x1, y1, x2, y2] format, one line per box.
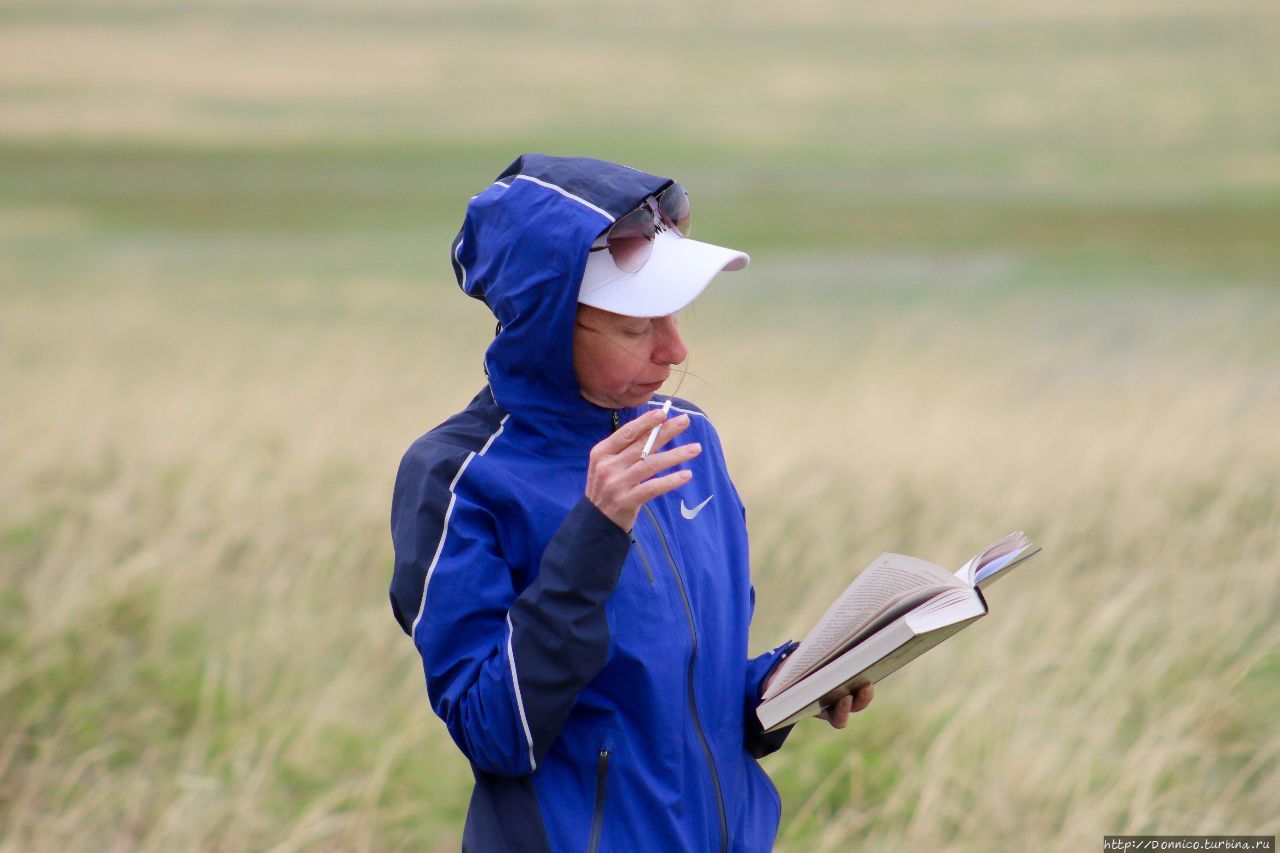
[1, 0, 1277, 848]
[699, 282, 1280, 850]
[2, 260, 1276, 850]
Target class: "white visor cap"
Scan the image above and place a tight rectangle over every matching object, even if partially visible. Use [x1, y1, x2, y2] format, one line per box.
[577, 229, 750, 318]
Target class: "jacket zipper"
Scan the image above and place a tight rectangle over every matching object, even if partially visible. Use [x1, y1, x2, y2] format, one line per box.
[641, 504, 729, 853]
[630, 535, 656, 585]
[606, 412, 726, 848]
[588, 747, 610, 853]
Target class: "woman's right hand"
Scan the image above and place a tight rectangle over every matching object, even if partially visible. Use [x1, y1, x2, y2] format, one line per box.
[585, 407, 701, 532]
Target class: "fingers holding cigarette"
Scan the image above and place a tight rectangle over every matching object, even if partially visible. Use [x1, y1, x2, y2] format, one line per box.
[641, 400, 673, 460]
[634, 414, 692, 466]
[583, 404, 700, 532]
[623, 405, 697, 481]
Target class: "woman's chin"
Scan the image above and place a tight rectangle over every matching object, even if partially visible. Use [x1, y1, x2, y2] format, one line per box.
[627, 384, 665, 405]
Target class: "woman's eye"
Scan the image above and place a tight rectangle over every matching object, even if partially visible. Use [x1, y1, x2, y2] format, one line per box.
[621, 325, 649, 338]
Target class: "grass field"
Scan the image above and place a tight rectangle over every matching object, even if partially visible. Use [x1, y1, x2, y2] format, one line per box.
[2, 1, 1278, 850]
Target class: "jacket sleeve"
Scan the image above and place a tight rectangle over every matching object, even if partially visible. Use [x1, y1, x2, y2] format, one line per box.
[743, 629, 801, 758]
[393, 451, 630, 777]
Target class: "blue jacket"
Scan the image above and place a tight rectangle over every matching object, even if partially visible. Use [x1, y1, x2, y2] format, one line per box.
[390, 154, 794, 852]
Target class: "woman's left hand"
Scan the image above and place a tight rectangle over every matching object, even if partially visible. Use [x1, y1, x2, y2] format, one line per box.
[818, 684, 874, 729]
[762, 668, 874, 730]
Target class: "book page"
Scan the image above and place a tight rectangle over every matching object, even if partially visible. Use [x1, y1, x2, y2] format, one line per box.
[975, 544, 1040, 588]
[759, 593, 986, 732]
[952, 531, 1036, 587]
[762, 553, 961, 699]
[954, 554, 979, 586]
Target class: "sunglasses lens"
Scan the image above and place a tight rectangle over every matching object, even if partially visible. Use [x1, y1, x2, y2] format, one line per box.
[607, 206, 655, 272]
[598, 185, 690, 273]
[659, 183, 691, 237]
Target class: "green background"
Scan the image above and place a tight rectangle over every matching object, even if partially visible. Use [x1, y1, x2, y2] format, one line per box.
[2, 1, 1277, 849]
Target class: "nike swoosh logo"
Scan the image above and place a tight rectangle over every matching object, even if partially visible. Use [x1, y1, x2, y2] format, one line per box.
[680, 494, 714, 520]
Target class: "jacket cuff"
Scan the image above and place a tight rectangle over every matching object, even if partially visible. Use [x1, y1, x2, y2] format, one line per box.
[743, 640, 801, 759]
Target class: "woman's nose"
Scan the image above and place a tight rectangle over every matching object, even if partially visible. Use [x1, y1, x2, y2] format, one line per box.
[653, 316, 687, 366]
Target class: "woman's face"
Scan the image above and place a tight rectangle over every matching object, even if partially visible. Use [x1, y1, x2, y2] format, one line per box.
[573, 305, 688, 410]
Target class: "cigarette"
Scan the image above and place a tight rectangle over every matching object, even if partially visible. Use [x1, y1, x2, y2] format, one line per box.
[640, 399, 672, 461]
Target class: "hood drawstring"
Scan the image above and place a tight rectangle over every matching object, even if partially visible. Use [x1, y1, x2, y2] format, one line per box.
[611, 409, 619, 433]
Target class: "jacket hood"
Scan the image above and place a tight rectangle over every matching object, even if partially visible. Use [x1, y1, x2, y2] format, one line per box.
[450, 154, 672, 432]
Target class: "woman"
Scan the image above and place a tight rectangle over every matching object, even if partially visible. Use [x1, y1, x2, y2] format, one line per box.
[390, 154, 872, 852]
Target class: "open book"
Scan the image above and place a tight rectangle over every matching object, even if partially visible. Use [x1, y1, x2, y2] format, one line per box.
[757, 531, 1041, 733]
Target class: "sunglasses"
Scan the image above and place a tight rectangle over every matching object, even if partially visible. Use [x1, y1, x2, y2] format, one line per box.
[588, 182, 691, 272]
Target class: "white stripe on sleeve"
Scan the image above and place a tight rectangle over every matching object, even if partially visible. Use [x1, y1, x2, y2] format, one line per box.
[506, 613, 538, 771]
